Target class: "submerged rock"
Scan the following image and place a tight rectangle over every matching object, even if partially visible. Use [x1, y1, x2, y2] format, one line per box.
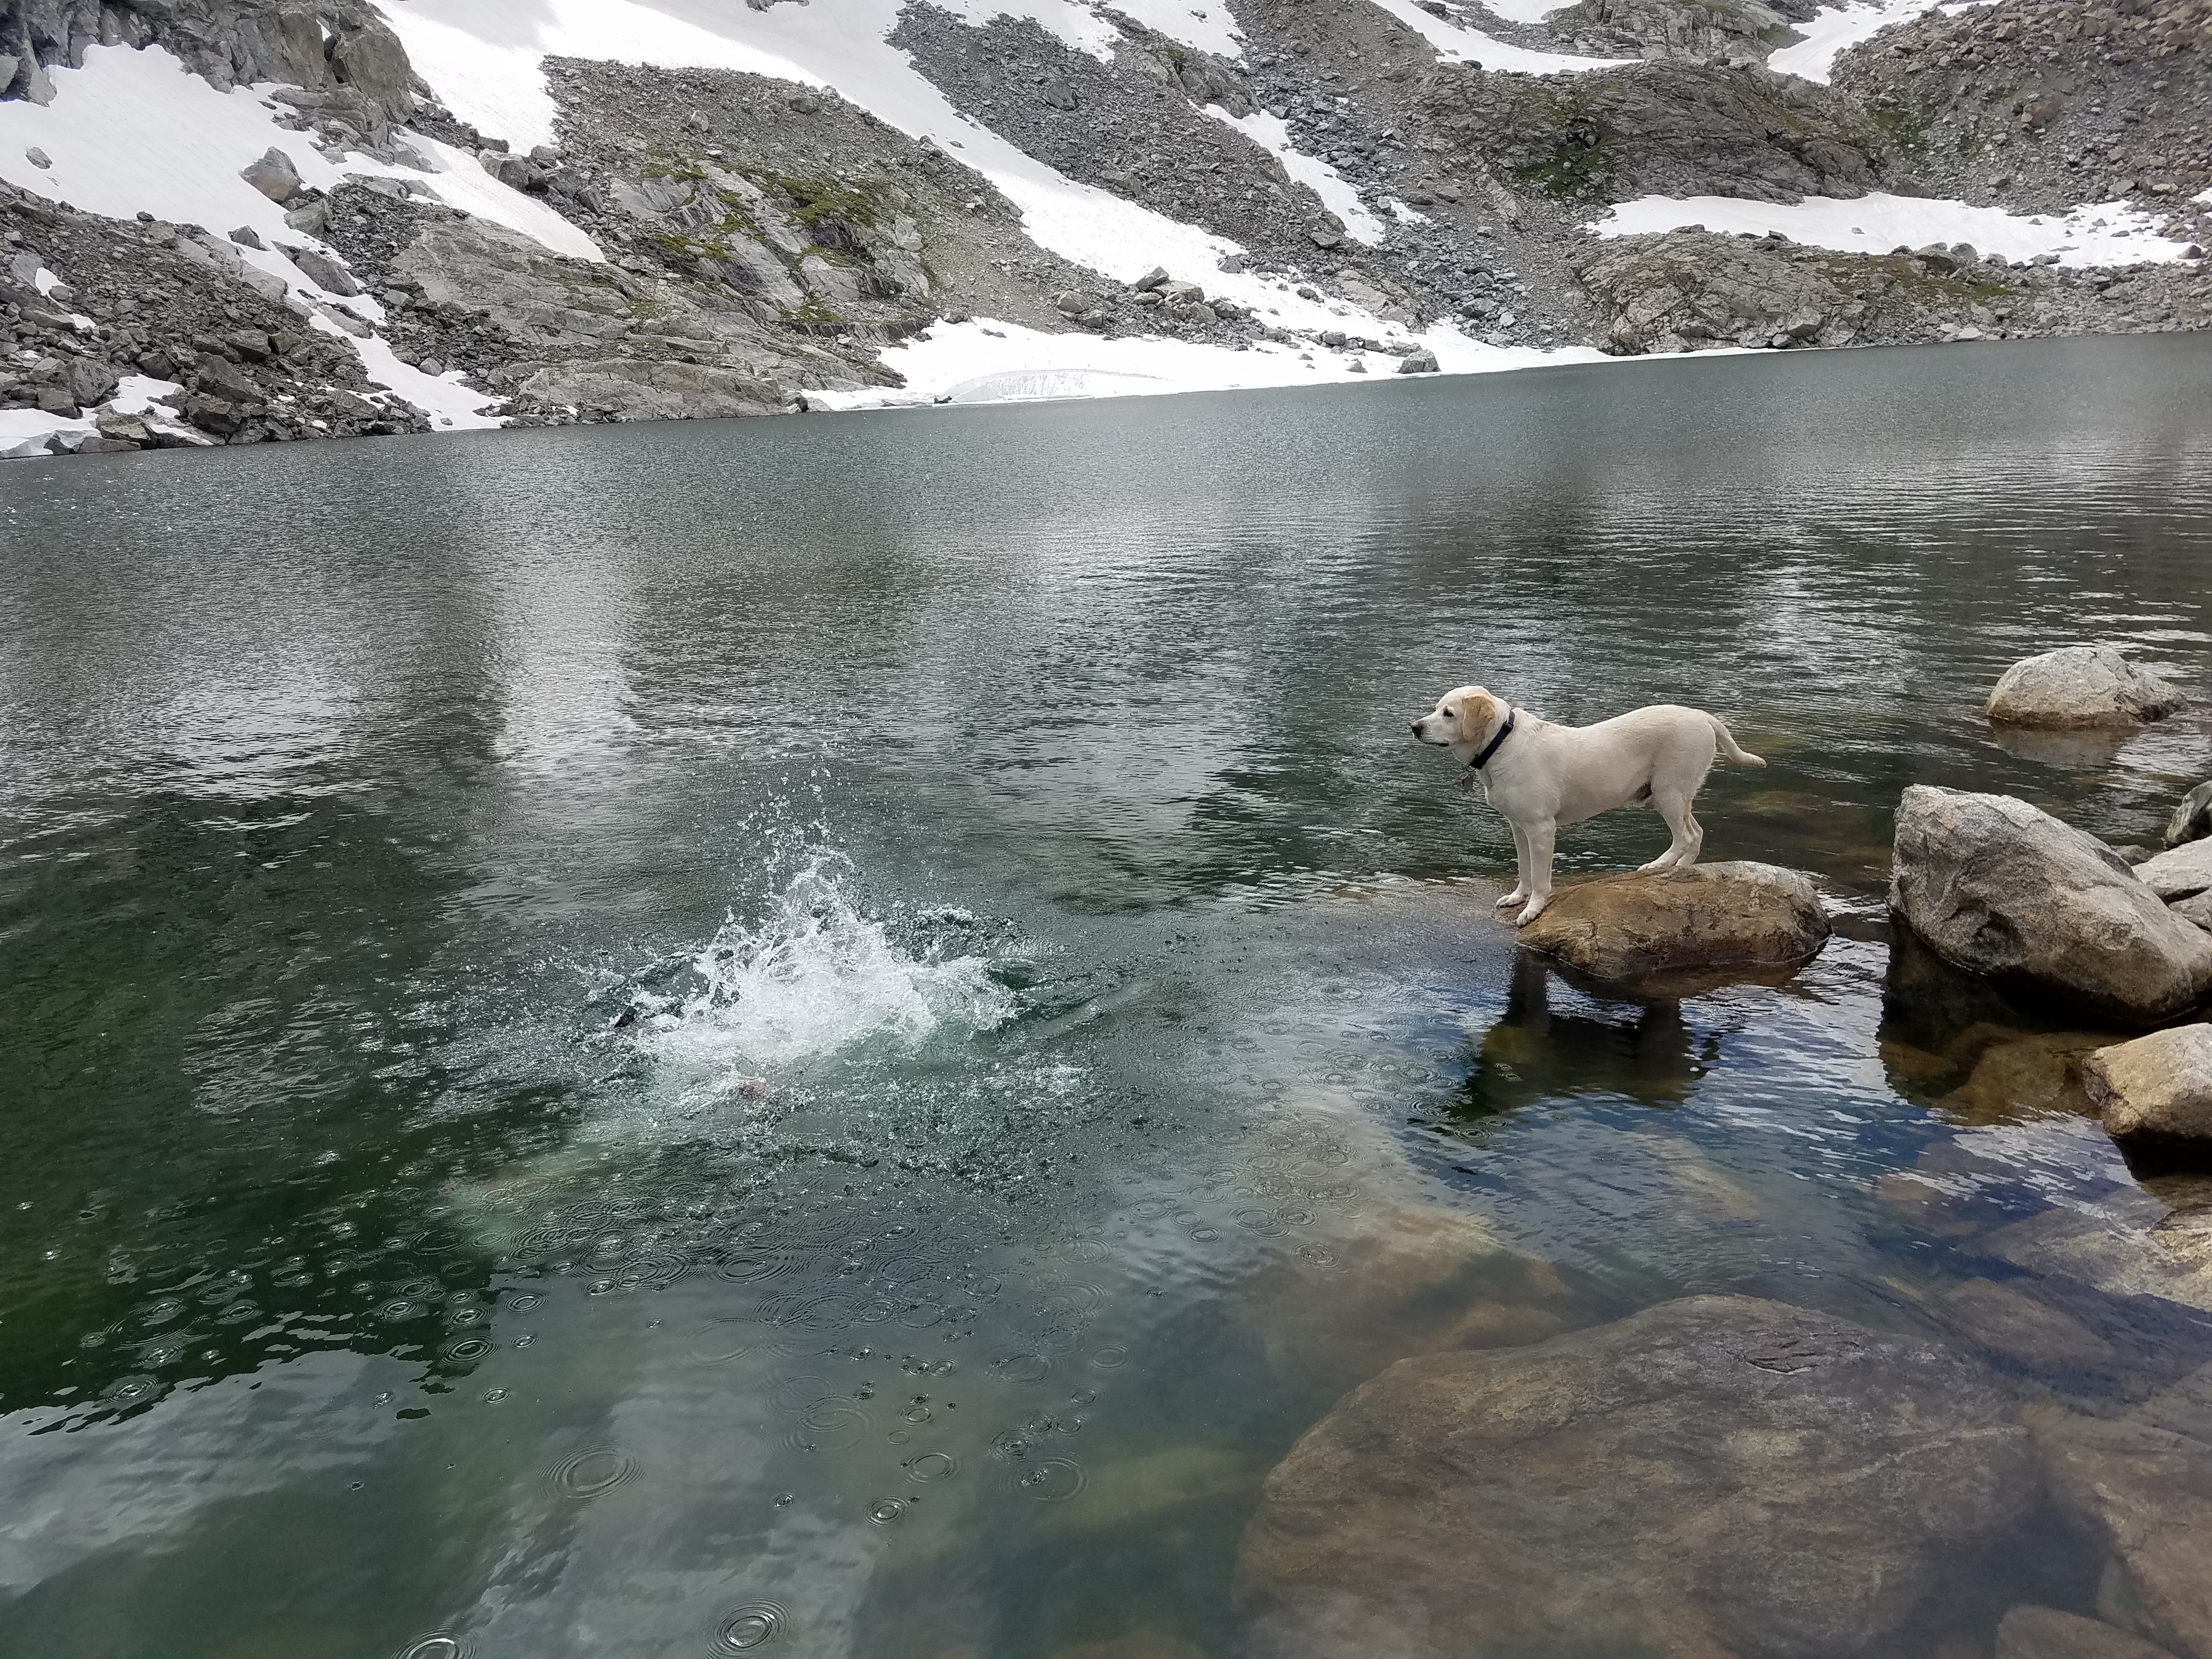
[1513, 860, 1829, 989]
[1996, 1605, 2180, 1659]
[1234, 1296, 2036, 1659]
[1889, 787, 2212, 1026]
[2031, 1366, 2212, 1659]
[1987, 647, 2182, 729]
[2087, 1026, 2212, 1146]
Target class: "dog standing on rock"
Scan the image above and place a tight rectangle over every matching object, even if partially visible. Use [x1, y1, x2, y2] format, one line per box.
[1412, 685, 1765, 926]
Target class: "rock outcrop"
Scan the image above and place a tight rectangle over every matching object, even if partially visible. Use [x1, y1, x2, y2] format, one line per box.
[1235, 1296, 2038, 1659]
[1988, 647, 2184, 728]
[1513, 860, 1829, 986]
[1414, 60, 1888, 206]
[1890, 787, 2212, 1025]
[2087, 1025, 2212, 1144]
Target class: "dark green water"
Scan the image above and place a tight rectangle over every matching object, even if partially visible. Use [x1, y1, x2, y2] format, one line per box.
[3, 335, 2210, 1659]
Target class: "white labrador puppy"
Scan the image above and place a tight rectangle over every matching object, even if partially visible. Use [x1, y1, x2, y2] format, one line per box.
[1412, 685, 1765, 926]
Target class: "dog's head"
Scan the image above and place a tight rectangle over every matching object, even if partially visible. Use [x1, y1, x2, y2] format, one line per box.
[1410, 684, 1499, 749]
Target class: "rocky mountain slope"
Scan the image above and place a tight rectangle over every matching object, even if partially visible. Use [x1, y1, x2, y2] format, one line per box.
[1, 0, 2205, 456]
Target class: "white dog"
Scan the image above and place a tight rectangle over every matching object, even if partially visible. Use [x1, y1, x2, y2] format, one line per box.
[1412, 685, 1765, 926]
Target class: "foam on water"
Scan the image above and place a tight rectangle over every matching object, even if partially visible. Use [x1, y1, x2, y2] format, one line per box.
[639, 857, 1014, 1092]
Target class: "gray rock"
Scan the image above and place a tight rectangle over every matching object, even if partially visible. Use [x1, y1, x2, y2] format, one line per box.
[2086, 1025, 2212, 1144]
[284, 199, 330, 235]
[1132, 267, 1169, 291]
[25, 145, 50, 170]
[240, 147, 304, 205]
[2136, 839, 2212, 904]
[1996, 1606, 2180, 1659]
[194, 356, 261, 404]
[1987, 646, 2183, 728]
[228, 225, 264, 250]
[1889, 787, 2212, 1026]
[286, 246, 362, 297]
[66, 357, 120, 408]
[2177, 892, 2212, 934]
[325, 20, 416, 125]
[1395, 348, 1441, 373]
[2167, 781, 2212, 850]
[1235, 1296, 2037, 1659]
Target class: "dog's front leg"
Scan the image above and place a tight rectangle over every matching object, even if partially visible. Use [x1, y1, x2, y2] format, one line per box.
[1497, 817, 1532, 909]
[1514, 820, 1557, 927]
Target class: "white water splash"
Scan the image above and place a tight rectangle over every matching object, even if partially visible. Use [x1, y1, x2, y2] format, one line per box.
[637, 860, 1013, 1092]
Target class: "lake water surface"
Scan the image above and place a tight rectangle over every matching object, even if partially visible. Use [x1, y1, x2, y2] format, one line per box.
[4, 336, 2212, 1659]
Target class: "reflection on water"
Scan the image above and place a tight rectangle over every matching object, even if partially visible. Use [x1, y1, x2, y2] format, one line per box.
[3, 335, 2212, 1657]
[1449, 954, 1719, 1119]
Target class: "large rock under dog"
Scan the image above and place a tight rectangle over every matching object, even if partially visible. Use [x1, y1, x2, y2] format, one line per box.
[1891, 787, 2212, 1026]
[1514, 861, 1829, 988]
[1234, 1296, 2037, 1659]
[1986, 647, 2182, 729]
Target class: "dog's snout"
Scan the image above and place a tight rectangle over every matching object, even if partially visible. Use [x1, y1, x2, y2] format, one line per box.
[1409, 719, 1423, 734]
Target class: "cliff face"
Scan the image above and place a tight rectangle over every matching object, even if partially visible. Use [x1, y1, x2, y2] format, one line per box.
[1, 0, 2205, 456]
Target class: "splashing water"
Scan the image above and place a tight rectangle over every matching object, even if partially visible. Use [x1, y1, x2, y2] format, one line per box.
[637, 859, 1014, 1092]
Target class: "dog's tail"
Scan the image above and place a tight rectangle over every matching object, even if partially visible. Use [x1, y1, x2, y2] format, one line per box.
[1709, 714, 1766, 768]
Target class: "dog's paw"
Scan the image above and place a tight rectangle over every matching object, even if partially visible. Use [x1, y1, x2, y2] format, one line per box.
[1513, 901, 1549, 927]
[1495, 890, 1526, 909]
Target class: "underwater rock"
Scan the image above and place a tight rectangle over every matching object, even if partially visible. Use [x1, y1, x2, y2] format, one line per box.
[1995, 1605, 2180, 1659]
[1513, 860, 1829, 990]
[1890, 787, 2212, 1027]
[1987, 647, 2182, 729]
[2031, 1365, 2212, 1659]
[1234, 1295, 2035, 1659]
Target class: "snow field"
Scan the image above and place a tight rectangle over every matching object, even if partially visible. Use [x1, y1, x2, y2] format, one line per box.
[1591, 190, 2201, 268]
[806, 313, 1610, 410]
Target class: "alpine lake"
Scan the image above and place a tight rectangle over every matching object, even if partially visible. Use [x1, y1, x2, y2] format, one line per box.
[4, 332, 2211, 1659]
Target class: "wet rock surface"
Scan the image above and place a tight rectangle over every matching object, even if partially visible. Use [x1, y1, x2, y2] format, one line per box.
[1989, 647, 2185, 728]
[1513, 859, 1830, 988]
[1890, 787, 2212, 1026]
[1235, 1295, 2038, 1659]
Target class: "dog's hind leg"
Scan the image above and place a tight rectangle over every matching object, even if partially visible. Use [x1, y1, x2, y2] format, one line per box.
[1498, 819, 1532, 909]
[1641, 786, 1704, 870]
[1514, 820, 1558, 926]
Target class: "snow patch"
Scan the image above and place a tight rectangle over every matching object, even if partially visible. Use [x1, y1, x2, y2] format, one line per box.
[1095, 0, 1245, 57]
[1767, 0, 1950, 83]
[939, 0, 1122, 57]
[806, 314, 1611, 410]
[1358, 0, 1633, 73]
[1590, 191, 2196, 268]
[1211, 109, 1386, 245]
[0, 41, 597, 273]
[349, 332, 504, 430]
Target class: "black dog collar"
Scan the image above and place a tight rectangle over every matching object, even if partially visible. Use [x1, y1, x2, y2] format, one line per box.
[1469, 707, 1516, 770]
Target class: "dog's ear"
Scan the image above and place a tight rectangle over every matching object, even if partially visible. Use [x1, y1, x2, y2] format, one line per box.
[1458, 690, 1495, 727]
